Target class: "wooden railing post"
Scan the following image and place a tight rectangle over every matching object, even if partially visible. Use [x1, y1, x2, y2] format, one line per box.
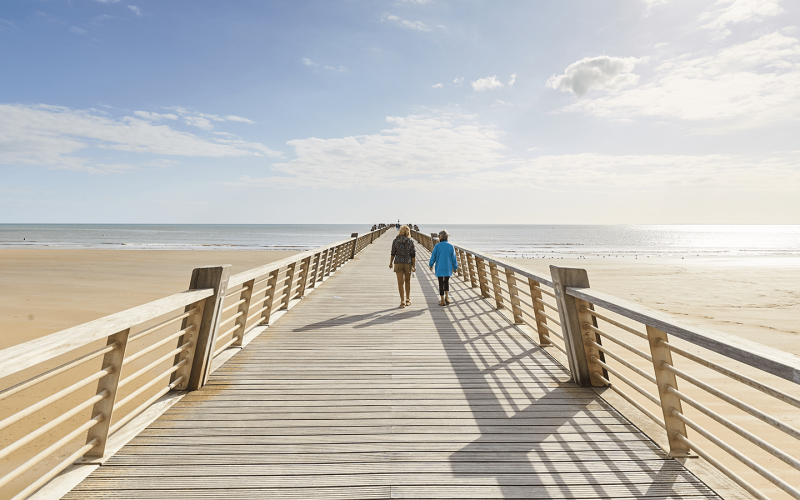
[186, 265, 230, 390]
[82, 328, 130, 460]
[459, 250, 469, 283]
[260, 269, 280, 326]
[528, 278, 552, 345]
[505, 269, 524, 324]
[455, 249, 464, 278]
[350, 234, 358, 259]
[647, 325, 692, 457]
[488, 262, 504, 307]
[549, 266, 604, 387]
[475, 258, 490, 298]
[172, 297, 207, 390]
[233, 279, 255, 347]
[466, 252, 478, 288]
[280, 262, 297, 310]
[296, 256, 312, 298]
[318, 249, 329, 280]
[308, 252, 321, 288]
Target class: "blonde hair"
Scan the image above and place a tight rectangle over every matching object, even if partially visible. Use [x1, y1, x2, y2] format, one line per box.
[399, 225, 411, 237]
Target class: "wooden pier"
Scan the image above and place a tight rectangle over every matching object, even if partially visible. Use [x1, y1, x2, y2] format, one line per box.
[61, 235, 718, 499]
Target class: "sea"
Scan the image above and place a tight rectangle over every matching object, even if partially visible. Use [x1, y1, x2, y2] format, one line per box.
[1, 224, 799, 259]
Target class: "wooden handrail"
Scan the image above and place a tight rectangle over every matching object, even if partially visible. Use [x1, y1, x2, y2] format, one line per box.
[0, 289, 213, 381]
[566, 286, 800, 384]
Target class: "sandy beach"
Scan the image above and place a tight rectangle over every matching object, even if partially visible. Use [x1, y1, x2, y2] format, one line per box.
[0, 249, 299, 351]
[509, 255, 800, 356]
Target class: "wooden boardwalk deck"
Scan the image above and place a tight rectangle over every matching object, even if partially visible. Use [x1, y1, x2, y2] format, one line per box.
[65, 234, 720, 499]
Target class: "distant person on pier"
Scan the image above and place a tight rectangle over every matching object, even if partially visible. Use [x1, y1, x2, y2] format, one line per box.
[390, 225, 416, 308]
[429, 230, 458, 306]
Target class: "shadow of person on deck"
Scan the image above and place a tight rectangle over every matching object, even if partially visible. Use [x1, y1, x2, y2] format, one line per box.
[292, 307, 427, 332]
[412, 259, 708, 499]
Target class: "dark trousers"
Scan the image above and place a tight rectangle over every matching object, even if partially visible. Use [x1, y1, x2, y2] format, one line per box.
[438, 276, 450, 296]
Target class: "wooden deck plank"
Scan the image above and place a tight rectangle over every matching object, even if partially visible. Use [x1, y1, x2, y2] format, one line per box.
[65, 233, 720, 499]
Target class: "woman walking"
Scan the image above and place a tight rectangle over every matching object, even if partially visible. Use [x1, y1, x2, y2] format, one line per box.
[390, 225, 416, 308]
[429, 230, 458, 306]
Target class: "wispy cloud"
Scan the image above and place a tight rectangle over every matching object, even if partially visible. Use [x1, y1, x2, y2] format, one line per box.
[471, 75, 503, 91]
[547, 56, 641, 97]
[238, 112, 507, 188]
[562, 31, 800, 130]
[128, 5, 142, 17]
[302, 57, 345, 71]
[233, 110, 799, 193]
[699, 0, 784, 40]
[452, 77, 463, 85]
[0, 104, 279, 174]
[508, 73, 517, 86]
[432, 83, 443, 88]
[134, 111, 178, 120]
[165, 107, 256, 129]
[69, 26, 87, 35]
[382, 14, 431, 31]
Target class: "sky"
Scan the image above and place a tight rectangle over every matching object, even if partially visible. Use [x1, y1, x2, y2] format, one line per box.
[1, 0, 799, 224]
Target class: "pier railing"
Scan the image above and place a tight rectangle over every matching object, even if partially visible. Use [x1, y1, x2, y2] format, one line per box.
[0, 226, 388, 500]
[412, 228, 800, 500]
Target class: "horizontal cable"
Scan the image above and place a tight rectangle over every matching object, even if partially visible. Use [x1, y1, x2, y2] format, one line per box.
[595, 372, 665, 429]
[223, 285, 249, 300]
[221, 298, 246, 314]
[585, 323, 652, 362]
[0, 367, 111, 434]
[218, 310, 244, 330]
[540, 334, 567, 355]
[117, 343, 190, 391]
[0, 389, 107, 462]
[588, 339, 657, 385]
[661, 339, 800, 410]
[593, 357, 661, 406]
[534, 296, 559, 312]
[667, 385, 800, 471]
[115, 361, 185, 411]
[123, 326, 194, 367]
[582, 306, 648, 340]
[0, 342, 117, 402]
[10, 438, 99, 500]
[542, 311, 561, 327]
[674, 434, 769, 500]
[213, 335, 238, 359]
[673, 410, 800, 499]
[533, 285, 556, 299]
[664, 362, 800, 441]
[246, 304, 270, 324]
[0, 414, 103, 490]
[129, 309, 196, 343]
[540, 321, 565, 342]
[109, 378, 182, 435]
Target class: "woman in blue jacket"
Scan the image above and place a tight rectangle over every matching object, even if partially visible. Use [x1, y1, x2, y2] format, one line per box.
[429, 230, 459, 306]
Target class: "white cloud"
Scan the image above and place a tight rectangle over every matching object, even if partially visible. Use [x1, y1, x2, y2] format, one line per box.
[471, 75, 504, 91]
[128, 5, 142, 16]
[232, 109, 799, 193]
[183, 116, 213, 130]
[382, 14, 431, 32]
[400, 0, 432, 3]
[699, 0, 784, 40]
[547, 56, 641, 97]
[453, 77, 463, 85]
[655, 42, 669, 49]
[134, 111, 178, 120]
[432, 83, 443, 88]
[224, 115, 256, 123]
[508, 73, 517, 86]
[564, 32, 800, 129]
[69, 26, 87, 34]
[302, 57, 346, 72]
[239, 112, 507, 188]
[0, 104, 280, 174]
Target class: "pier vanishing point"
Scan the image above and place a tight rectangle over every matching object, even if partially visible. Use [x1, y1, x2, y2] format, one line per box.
[1, 227, 799, 499]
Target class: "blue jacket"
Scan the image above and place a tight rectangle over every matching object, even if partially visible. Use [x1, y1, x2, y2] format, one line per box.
[429, 241, 459, 277]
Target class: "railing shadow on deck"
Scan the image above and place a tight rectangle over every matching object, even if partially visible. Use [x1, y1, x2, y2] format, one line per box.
[411, 228, 800, 500]
[0, 225, 392, 500]
[413, 251, 707, 498]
